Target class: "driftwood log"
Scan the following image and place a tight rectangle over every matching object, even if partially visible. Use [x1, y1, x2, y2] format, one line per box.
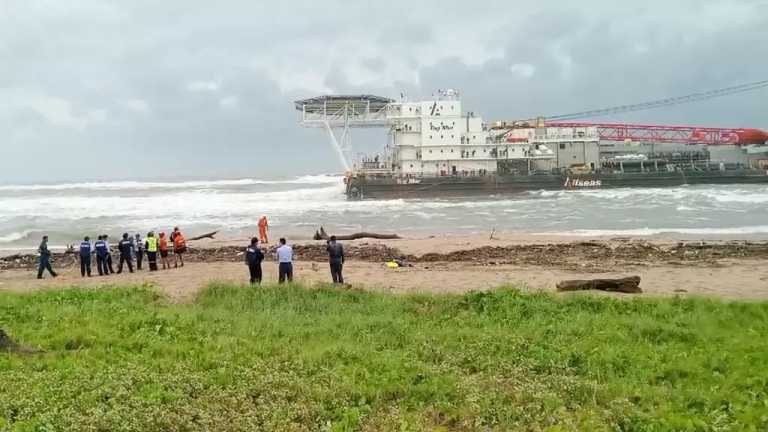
[313, 226, 401, 241]
[188, 231, 218, 241]
[556, 276, 642, 294]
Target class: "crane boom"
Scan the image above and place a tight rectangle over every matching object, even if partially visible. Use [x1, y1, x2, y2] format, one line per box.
[546, 79, 768, 121]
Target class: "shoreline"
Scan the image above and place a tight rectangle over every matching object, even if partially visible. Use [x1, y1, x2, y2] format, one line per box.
[7, 230, 768, 257]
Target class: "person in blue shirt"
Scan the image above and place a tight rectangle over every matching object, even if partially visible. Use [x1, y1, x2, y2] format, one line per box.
[94, 235, 109, 276]
[276, 237, 294, 284]
[37, 235, 57, 279]
[245, 237, 265, 284]
[79, 236, 93, 277]
[116, 233, 134, 274]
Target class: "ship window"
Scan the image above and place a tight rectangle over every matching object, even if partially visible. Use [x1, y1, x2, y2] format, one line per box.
[451, 135, 454, 138]
[408, 107, 412, 112]
[559, 143, 565, 149]
[429, 135, 432, 139]
[429, 149, 432, 153]
[440, 149, 444, 153]
[440, 135, 444, 139]
[450, 149, 454, 152]
[409, 164, 413, 168]
[473, 135, 476, 139]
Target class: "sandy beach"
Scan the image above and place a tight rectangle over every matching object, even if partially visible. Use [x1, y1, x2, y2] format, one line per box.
[1, 233, 766, 302]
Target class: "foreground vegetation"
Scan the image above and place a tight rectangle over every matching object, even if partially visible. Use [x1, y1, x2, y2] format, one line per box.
[1, 284, 767, 431]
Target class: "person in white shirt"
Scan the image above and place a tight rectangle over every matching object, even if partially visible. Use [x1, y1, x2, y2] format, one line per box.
[276, 237, 293, 284]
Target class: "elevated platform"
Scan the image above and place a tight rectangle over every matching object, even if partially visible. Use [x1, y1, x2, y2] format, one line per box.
[294, 94, 393, 127]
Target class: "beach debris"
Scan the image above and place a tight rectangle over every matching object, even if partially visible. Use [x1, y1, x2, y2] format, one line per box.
[385, 261, 399, 269]
[188, 231, 219, 241]
[0, 328, 42, 354]
[556, 276, 642, 293]
[313, 226, 401, 241]
[489, 228, 496, 240]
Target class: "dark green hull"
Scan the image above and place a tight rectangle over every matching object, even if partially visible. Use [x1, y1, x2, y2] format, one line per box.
[346, 169, 768, 199]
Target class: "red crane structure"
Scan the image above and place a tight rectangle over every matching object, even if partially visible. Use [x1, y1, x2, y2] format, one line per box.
[545, 122, 768, 146]
[508, 79, 768, 146]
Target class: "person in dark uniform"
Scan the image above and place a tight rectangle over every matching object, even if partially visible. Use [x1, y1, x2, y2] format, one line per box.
[245, 237, 265, 284]
[94, 235, 109, 276]
[116, 233, 134, 273]
[326, 235, 345, 284]
[78, 236, 93, 277]
[37, 235, 57, 279]
[103, 234, 115, 274]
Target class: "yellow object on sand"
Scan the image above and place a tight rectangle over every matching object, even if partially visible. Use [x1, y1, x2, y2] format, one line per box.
[385, 261, 399, 269]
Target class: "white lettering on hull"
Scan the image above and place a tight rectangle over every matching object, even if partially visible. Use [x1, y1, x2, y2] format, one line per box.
[564, 177, 602, 188]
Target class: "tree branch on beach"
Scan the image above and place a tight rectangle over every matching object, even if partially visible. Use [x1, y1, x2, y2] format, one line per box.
[313, 226, 401, 241]
[188, 231, 218, 241]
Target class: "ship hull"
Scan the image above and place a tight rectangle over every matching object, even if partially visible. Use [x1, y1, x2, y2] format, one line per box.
[346, 169, 768, 199]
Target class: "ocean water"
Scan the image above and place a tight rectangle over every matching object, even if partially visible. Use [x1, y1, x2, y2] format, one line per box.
[1, 174, 768, 250]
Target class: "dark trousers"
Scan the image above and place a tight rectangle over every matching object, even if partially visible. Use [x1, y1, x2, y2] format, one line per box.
[147, 251, 158, 271]
[96, 255, 107, 275]
[80, 255, 92, 277]
[330, 262, 343, 284]
[278, 262, 293, 284]
[106, 255, 115, 274]
[136, 250, 144, 270]
[117, 255, 134, 273]
[248, 263, 262, 284]
[37, 256, 57, 279]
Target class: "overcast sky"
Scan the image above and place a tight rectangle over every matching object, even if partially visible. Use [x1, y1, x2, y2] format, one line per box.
[1, 0, 767, 184]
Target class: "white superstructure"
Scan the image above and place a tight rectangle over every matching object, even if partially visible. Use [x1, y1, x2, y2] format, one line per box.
[296, 90, 600, 177]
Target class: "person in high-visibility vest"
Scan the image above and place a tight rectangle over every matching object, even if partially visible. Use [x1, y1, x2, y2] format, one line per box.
[145, 231, 159, 271]
[158, 232, 170, 270]
[258, 216, 269, 244]
[172, 227, 187, 268]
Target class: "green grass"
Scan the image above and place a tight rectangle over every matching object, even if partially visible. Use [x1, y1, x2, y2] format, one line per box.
[1, 284, 768, 431]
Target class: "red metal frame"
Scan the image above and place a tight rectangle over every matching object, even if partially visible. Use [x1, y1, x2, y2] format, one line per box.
[544, 122, 768, 146]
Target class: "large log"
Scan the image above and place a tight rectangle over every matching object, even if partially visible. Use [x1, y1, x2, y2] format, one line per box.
[556, 276, 642, 293]
[188, 231, 218, 241]
[313, 226, 401, 241]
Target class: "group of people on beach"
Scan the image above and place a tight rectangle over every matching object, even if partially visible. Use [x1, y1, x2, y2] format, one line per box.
[35, 216, 347, 286]
[36, 227, 187, 279]
[244, 235, 345, 285]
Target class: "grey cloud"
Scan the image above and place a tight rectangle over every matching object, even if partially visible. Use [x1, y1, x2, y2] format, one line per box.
[1, 0, 767, 183]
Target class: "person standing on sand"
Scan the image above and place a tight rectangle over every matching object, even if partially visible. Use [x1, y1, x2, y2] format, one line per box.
[145, 231, 159, 271]
[276, 237, 293, 283]
[94, 235, 109, 276]
[172, 227, 186, 268]
[326, 235, 345, 284]
[36, 235, 57, 279]
[158, 232, 171, 269]
[103, 234, 115, 274]
[258, 216, 269, 244]
[78, 236, 93, 277]
[134, 233, 144, 270]
[116, 233, 134, 274]
[245, 237, 265, 284]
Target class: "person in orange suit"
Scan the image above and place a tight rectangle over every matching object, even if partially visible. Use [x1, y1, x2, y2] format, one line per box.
[258, 215, 269, 244]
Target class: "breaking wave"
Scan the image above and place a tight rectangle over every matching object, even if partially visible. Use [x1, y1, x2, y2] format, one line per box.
[0, 174, 342, 192]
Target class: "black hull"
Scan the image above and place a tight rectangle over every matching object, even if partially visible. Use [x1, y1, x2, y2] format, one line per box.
[346, 170, 768, 199]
